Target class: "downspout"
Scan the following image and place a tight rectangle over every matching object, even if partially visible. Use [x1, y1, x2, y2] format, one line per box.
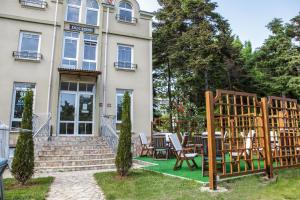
[47, 0, 59, 113]
[47, 0, 59, 133]
[103, 6, 110, 116]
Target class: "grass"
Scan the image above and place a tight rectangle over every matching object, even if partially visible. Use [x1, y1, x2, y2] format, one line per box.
[4, 177, 54, 200]
[95, 168, 300, 200]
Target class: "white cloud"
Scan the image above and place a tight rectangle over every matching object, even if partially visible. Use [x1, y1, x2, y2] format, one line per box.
[137, 0, 160, 12]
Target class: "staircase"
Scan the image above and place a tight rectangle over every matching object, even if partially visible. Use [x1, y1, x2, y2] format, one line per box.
[35, 136, 116, 172]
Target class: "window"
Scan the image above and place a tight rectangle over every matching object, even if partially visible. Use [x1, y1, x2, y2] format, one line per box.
[62, 32, 79, 68]
[117, 44, 133, 69]
[86, 0, 99, 26]
[11, 83, 35, 128]
[83, 34, 97, 70]
[66, 0, 81, 22]
[118, 1, 134, 23]
[116, 89, 133, 123]
[16, 32, 41, 60]
[19, 0, 47, 9]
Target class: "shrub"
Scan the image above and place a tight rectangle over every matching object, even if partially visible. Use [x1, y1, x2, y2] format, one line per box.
[11, 90, 35, 185]
[115, 92, 132, 176]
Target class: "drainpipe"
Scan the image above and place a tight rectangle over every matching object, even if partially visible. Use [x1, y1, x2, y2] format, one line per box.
[103, 6, 110, 116]
[46, 0, 59, 133]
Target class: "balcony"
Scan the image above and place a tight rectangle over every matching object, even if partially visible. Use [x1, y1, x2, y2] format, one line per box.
[13, 51, 43, 62]
[114, 62, 137, 71]
[116, 15, 137, 24]
[19, 0, 48, 9]
[58, 67, 101, 78]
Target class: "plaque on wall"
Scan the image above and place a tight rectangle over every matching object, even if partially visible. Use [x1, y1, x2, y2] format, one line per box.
[70, 24, 95, 33]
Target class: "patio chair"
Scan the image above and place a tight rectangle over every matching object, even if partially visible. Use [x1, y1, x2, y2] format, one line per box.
[139, 133, 154, 156]
[182, 133, 194, 153]
[0, 159, 8, 200]
[193, 134, 203, 155]
[152, 134, 169, 160]
[169, 134, 198, 171]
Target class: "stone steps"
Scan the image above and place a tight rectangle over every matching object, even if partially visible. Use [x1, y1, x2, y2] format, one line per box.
[34, 136, 116, 172]
[36, 153, 115, 161]
[35, 158, 115, 168]
[35, 164, 116, 173]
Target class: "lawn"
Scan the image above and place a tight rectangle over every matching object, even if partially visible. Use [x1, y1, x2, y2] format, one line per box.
[95, 168, 300, 200]
[4, 177, 54, 200]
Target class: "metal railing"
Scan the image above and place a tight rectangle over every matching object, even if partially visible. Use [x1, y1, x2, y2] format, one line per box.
[115, 14, 137, 24]
[33, 113, 51, 138]
[114, 62, 137, 71]
[0, 123, 9, 160]
[19, 0, 48, 8]
[101, 116, 119, 153]
[13, 51, 43, 61]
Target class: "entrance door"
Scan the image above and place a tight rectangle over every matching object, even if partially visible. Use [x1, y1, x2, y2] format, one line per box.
[58, 82, 95, 135]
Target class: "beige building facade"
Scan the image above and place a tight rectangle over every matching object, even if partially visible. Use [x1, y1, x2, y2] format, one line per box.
[0, 0, 153, 146]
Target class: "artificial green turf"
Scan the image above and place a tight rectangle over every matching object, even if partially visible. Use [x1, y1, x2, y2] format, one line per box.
[135, 155, 265, 183]
[4, 177, 54, 200]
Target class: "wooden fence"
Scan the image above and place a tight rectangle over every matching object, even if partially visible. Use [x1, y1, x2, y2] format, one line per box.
[206, 90, 300, 190]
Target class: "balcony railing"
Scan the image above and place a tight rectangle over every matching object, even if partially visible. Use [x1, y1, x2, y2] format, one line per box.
[13, 51, 43, 61]
[116, 14, 137, 24]
[114, 62, 137, 71]
[19, 0, 48, 9]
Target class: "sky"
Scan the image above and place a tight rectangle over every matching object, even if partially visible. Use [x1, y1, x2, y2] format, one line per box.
[137, 0, 300, 49]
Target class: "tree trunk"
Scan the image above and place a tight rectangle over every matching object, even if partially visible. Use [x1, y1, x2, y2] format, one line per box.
[167, 61, 173, 132]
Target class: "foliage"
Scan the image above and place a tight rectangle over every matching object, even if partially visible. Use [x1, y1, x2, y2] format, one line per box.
[115, 92, 132, 176]
[4, 177, 54, 200]
[11, 90, 35, 185]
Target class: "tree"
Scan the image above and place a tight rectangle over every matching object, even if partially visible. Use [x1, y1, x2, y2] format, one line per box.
[11, 90, 35, 185]
[115, 92, 132, 177]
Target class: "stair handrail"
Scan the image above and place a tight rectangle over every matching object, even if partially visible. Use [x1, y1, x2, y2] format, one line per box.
[101, 115, 119, 153]
[33, 113, 51, 138]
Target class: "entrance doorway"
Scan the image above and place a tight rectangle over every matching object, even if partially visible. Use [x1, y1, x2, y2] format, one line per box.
[58, 82, 95, 135]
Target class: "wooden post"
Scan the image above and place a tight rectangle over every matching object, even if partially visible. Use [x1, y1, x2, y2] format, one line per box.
[205, 91, 217, 190]
[261, 98, 273, 178]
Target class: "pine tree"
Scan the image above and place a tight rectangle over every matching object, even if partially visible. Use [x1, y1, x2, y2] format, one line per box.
[11, 90, 35, 185]
[115, 92, 132, 177]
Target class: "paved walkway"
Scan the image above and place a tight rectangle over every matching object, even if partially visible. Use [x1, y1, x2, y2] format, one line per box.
[46, 170, 105, 200]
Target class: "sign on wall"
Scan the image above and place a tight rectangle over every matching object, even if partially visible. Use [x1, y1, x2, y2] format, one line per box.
[69, 24, 95, 33]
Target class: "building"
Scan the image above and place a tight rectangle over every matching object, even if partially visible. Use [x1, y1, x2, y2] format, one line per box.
[0, 0, 153, 170]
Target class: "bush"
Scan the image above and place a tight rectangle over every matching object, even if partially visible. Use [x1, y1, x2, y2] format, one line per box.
[11, 90, 35, 185]
[115, 92, 132, 176]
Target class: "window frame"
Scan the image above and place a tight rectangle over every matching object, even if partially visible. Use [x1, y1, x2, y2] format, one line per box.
[66, 0, 82, 23]
[62, 32, 80, 69]
[18, 31, 42, 60]
[117, 44, 134, 69]
[10, 82, 36, 129]
[85, 0, 99, 26]
[118, 1, 134, 23]
[82, 34, 98, 70]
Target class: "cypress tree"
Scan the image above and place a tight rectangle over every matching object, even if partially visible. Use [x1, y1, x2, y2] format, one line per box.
[11, 90, 35, 185]
[115, 92, 132, 177]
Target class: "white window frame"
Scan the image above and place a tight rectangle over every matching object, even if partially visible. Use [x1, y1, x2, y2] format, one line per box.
[118, 1, 134, 22]
[57, 81, 96, 136]
[66, 0, 82, 23]
[82, 34, 98, 70]
[62, 32, 79, 69]
[10, 83, 36, 129]
[116, 89, 133, 124]
[117, 44, 134, 69]
[18, 31, 41, 60]
[86, 7, 99, 26]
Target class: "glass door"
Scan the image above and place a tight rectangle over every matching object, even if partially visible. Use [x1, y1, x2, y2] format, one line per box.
[59, 92, 76, 135]
[78, 93, 94, 135]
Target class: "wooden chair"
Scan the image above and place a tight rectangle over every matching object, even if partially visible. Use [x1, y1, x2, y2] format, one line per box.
[193, 134, 203, 155]
[139, 133, 154, 156]
[169, 134, 198, 171]
[202, 135, 223, 176]
[182, 133, 194, 153]
[152, 134, 169, 160]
